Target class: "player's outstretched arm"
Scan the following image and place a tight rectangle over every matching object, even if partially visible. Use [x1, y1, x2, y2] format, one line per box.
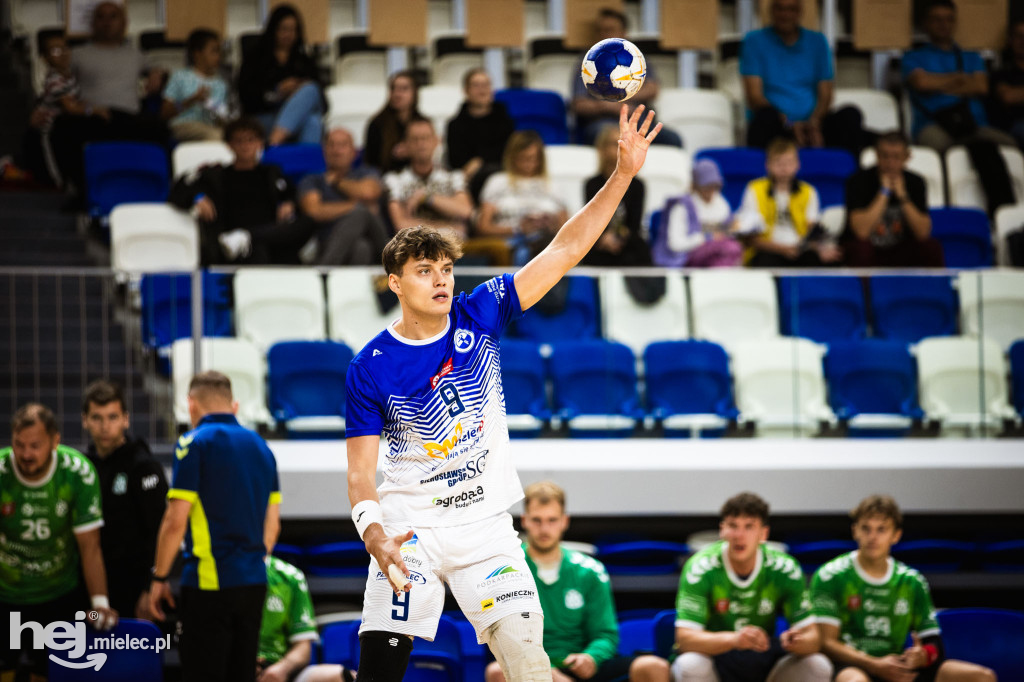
[514, 104, 661, 311]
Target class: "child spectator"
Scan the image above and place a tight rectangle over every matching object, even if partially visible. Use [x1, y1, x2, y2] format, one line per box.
[162, 29, 230, 142]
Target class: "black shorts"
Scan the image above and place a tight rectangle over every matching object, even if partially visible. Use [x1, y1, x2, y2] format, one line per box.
[713, 638, 787, 682]
[836, 660, 940, 682]
[563, 655, 645, 682]
[0, 583, 89, 676]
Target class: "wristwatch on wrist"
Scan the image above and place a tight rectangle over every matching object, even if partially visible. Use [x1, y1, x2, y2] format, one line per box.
[151, 567, 169, 582]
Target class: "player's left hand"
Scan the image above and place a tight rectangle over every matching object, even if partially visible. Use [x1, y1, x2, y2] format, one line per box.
[564, 653, 597, 679]
[900, 633, 929, 669]
[615, 104, 661, 179]
[779, 627, 801, 652]
[149, 580, 175, 621]
[257, 661, 290, 682]
[90, 605, 119, 631]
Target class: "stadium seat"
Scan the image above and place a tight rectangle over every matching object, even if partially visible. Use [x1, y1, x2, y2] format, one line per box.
[957, 271, 1024, 352]
[945, 145, 1024, 210]
[406, 615, 464, 682]
[320, 618, 361, 667]
[833, 88, 900, 133]
[233, 268, 326, 353]
[324, 84, 387, 149]
[868, 275, 958, 343]
[694, 148, 766, 211]
[267, 340, 354, 438]
[824, 340, 922, 436]
[430, 35, 484, 88]
[652, 609, 677, 658]
[109, 203, 199, 272]
[929, 207, 993, 268]
[304, 540, 371, 577]
[326, 268, 400, 353]
[731, 337, 836, 437]
[644, 340, 738, 438]
[912, 336, 1017, 435]
[140, 272, 233, 366]
[444, 612, 489, 682]
[171, 140, 234, 178]
[789, 540, 858, 574]
[618, 617, 657, 656]
[891, 539, 975, 572]
[777, 276, 867, 344]
[494, 88, 570, 145]
[1012, 341, 1024, 419]
[637, 146, 691, 218]
[419, 85, 463, 141]
[548, 340, 643, 437]
[980, 539, 1024, 572]
[655, 88, 735, 153]
[861, 146, 945, 208]
[994, 202, 1024, 266]
[48, 618, 163, 681]
[171, 337, 273, 428]
[514, 276, 600, 342]
[797, 148, 858, 208]
[596, 540, 689, 575]
[546, 145, 599, 213]
[260, 143, 327, 184]
[498, 340, 550, 438]
[935, 608, 1024, 680]
[333, 33, 388, 86]
[689, 270, 779, 349]
[599, 272, 688, 356]
[524, 36, 578, 101]
[84, 141, 169, 218]
[138, 30, 186, 73]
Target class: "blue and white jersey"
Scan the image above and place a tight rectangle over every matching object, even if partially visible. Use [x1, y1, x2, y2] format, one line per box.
[346, 274, 525, 527]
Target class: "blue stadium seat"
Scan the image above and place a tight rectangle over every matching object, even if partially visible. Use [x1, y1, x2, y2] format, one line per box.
[778, 276, 867, 343]
[304, 541, 369, 577]
[797, 148, 858, 208]
[824, 340, 922, 437]
[652, 609, 677, 658]
[618, 617, 657, 656]
[980, 539, 1024, 572]
[48, 618, 164, 681]
[513, 276, 600, 342]
[644, 340, 738, 438]
[789, 540, 858, 574]
[267, 340, 354, 438]
[648, 208, 663, 247]
[597, 540, 689, 575]
[406, 615, 464, 682]
[694, 148, 766, 210]
[929, 207, 993, 268]
[868, 275, 958, 343]
[140, 272, 234, 372]
[891, 539, 975, 572]
[936, 608, 1024, 679]
[320, 619, 361, 667]
[444, 612, 490, 682]
[261, 143, 327, 184]
[84, 142, 169, 218]
[549, 340, 643, 437]
[1011, 341, 1024, 419]
[498, 340, 550, 438]
[494, 88, 569, 145]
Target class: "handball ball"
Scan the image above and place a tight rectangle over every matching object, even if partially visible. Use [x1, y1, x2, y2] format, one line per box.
[581, 38, 646, 102]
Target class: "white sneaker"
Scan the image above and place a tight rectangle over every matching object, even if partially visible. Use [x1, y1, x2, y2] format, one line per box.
[218, 229, 252, 260]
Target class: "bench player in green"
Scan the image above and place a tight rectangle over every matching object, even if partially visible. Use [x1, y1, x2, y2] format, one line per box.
[672, 492, 831, 682]
[811, 495, 995, 682]
[0, 403, 118, 679]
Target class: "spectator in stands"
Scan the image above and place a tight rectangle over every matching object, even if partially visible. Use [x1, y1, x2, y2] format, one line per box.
[842, 131, 944, 267]
[811, 495, 995, 682]
[298, 125, 390, 265]
[485, 481, 670, 682]
[162, 29, 230, 142]
[569, 8, 683, 148]
[238, 4, 324, 146]
[991, 19, 1024, 149]
[446, 67, 516, 203]
[169, 117, 319, 265]
[741, 0, 867, 154]
[477, 130, 569, 265]
[736, 138, 841, 266]
[82, 380, 167, 621]
[0, 403, 118, 679]
[384, 117, 473, 238]
[672, 492, 832, 682]
[652, 158, 744, 267]
[365, 70, 423, 173]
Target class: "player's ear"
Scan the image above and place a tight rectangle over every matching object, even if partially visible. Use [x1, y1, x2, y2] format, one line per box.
[230, 400, 240, 415]
[892, 528, 902, 545]
[388, 272, 401, 295]
[759, 525, 769, 543]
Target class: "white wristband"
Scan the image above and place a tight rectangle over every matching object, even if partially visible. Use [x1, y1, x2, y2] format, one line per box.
[91, 595, 110, 610]
[352, 500, 383, 540]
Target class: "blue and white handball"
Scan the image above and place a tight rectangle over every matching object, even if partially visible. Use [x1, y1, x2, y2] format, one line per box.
[581, 38, 646, 102]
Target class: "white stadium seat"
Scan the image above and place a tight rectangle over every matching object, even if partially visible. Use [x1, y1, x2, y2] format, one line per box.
[599, 272, 689, 356]
[946, 145, 1024, 211]
[171, 141, 235, 178]
[861, 146, 945, 208]
[418, 85, 463, 141]
[334, 51, 388, 86]
[833, 88, 900, 133]
[325, 85, 388, 150]
[110, 203, 198, 272]
[689, 270, 779, 349]
[171, 337, 272, 428]
[655, 88, 735, 154]
[327, 268, 399, 353]
[526, 54, 578, 102]
[994, 203, 1024, 266]
[233, 268, 326, 353]
[545, 145, 598, 214]
[636, 146, 691, 219]
[957, 271, 1024, 352]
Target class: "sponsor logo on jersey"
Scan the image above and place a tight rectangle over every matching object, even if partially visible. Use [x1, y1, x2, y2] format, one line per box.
[422, 421, 487, 462]
[175, 434, 194, 460]
[432, 485, 484, 509]
[894, 598, 909, 615]
[476, 564, 527, 589]
[21, 504, 34, 517]
[496, 589, 535, 605]
[424, 422, 464, 460]
[1, 502, 13, 516]
[373, 349, 383, 357]
[430, 358, 455, 389]
[715, 599, 730, 614]
[419, 451, 488, 487]
[758, 598, 774, 616]
[400, 535, 418, 554]
[142, 474, 161, 491]
[55, 500, 68, 517]
[267, 595, 285, 612]
[847, 595, 862, 611]
[112, 473, 127, 495]
[481, 598, 495, 611]
[486, 565, 519, 579]
[454, 329, 475, 353]
[407, 571, 428, 585]
[564, 589, 584, 610]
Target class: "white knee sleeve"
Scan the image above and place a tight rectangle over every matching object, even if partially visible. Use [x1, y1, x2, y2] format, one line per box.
[671, 652, 718, 682]
[485, 613, 550, 682]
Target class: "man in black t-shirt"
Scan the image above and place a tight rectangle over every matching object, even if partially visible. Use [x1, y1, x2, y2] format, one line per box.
[842, 132, 944, 267]
[992, 20, 1024, 148]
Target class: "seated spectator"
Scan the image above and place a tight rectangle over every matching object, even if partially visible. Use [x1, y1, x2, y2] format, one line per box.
[161, 29, 230, 142]
[384, 117, 473, 238]
[298, 126, 390, 265]
[737, 138, 841, 266]
[843, 132, 944, 267]
[168, 117, 317, 265]
[477, 130, 569, 265]
[582, 124, 651, 267]
[741, 0, 868, 154]
[238, 4, 324, 146]
[569, 8, 683, 148]
[652, 158, 744, 268]
[991, 19, 1024, 149]
[365, 70, 423, 173]
[446, 67, 516, 203]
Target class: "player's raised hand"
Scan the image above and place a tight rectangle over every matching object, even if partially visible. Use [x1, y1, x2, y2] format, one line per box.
[368, 528, 415, 594]
[615, 103, 661, 179]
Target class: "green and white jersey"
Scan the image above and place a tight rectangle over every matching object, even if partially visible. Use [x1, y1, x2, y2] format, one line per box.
[676, 540, 815, 634]
[810, 551, 940, 657]
[0, 445, 104, 605]
[257, 556, 319, 665]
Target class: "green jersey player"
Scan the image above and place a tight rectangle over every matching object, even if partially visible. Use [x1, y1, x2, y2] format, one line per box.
[672, 493, 831, 682]
[811, 495, 994, 682]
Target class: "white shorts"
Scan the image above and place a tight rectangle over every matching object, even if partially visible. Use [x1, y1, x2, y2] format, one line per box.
[358, 512, 542, 644]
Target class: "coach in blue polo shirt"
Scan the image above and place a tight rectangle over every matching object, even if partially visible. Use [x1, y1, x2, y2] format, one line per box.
[150, 370, 281, 682]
